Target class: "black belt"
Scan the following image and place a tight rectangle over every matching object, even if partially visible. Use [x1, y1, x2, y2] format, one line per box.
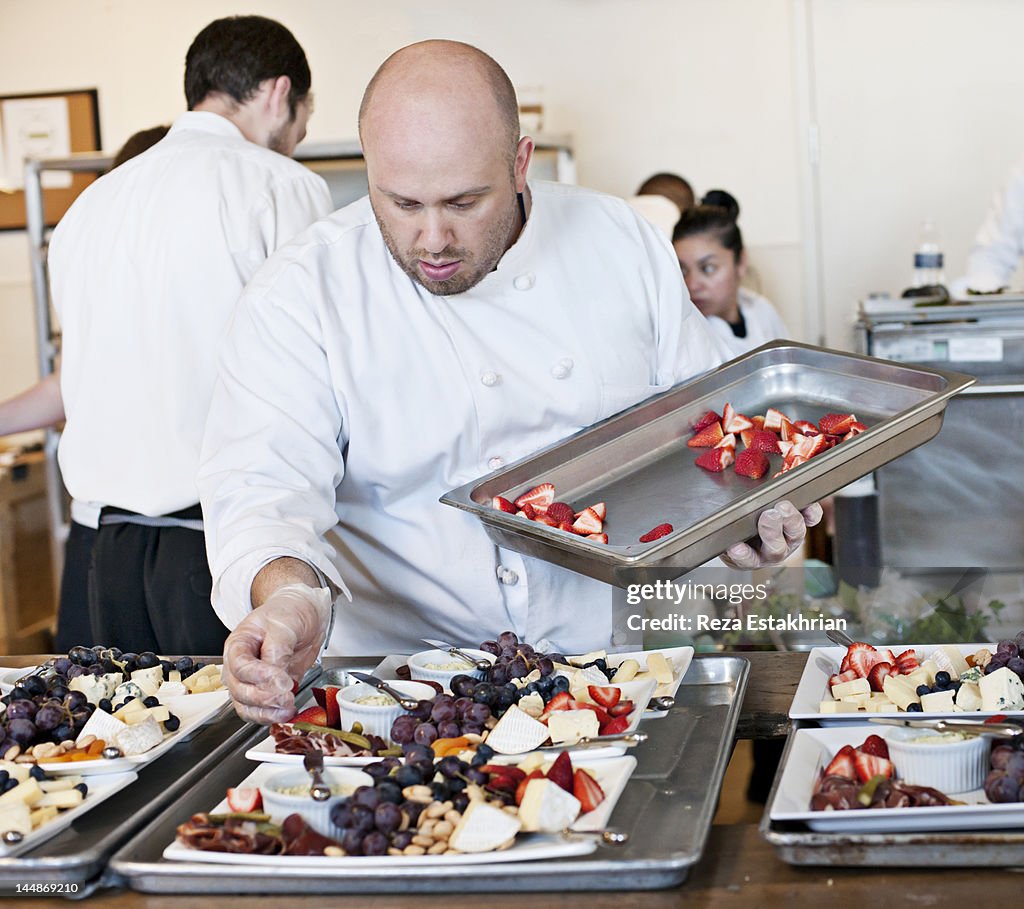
[99, 503, 204, 531]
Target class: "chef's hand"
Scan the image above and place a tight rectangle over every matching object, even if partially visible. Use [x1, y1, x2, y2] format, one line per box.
[222, 583, 332, 724]
[720, 500, 823, 570]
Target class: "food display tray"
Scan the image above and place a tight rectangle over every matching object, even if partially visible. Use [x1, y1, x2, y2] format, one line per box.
[108, 654, 749, 894]
[760, 721, 1024, 867]
[441, 341, 974, 587]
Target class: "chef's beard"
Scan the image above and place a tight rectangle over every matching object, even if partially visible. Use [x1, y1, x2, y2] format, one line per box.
[374, 194, 520, 296]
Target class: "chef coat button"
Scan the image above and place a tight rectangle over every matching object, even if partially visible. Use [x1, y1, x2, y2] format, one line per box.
[480, 371, 501, 387]
[559, 357, 574, 370]
[500, 569, 519, 585]
[513, 273, 535, 291]
[611, 631, 628, 646]
[551, 364, 570, 379]
[488, 457, 504, 470]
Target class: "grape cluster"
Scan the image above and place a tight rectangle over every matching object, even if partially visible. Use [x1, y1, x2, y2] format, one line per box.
[451, 671, 569, 720]
[478, 631, 563, 685]
[984, 635, 1024, 679]
[390, 692, 494, 745]
[986, 737, 1024, 802]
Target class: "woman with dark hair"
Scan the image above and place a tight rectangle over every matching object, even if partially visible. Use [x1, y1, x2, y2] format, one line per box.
[672, 192, 788, 351]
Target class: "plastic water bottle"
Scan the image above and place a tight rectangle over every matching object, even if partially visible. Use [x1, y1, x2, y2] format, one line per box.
[912, 220, 945, 288]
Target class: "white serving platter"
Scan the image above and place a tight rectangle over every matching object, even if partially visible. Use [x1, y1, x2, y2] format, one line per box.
[0, 770, 137, 857]
[789, 643, 1020, 723]
[163, 754, 635, 867]
[769, 724, 1018, 834]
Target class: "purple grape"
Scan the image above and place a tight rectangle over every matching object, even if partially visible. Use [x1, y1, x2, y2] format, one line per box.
[497, 631, 519, 649]
[373, 802, 402, 835]
[450, 676, 476, 698]
[998, 641, 1020, 658]
[410, 699, 433, 721]
[33, 704, 63, 732]
[1009, 657, 1024, 678]
[993, 744, 1015, 770]
[6, 699, 37, 721]
[437, 721, 460, 739]
[413, 723, 437, 745]
[6, 718, 37, 745]
[389, 715, 418, 745]
[401, 800, 425, 828]
[66, 665, 85, 680]
[430, 701, 456, 724]
[53, 657, 72, 675]
[353, 786, 381, 810]
[65, 691, 88, 712]
[489, 664, 509, 687]
[452, 792, 470, 813]
[331, 802, 355, 828]
[348, 802, 375, 834]
[537, 657, 554, 677]
[361, 830, 388, 855]
[462, 722, 483, 736]
[453, 697, 472, 717]
[479, 641, 500, 657]
[341, 829, 364, 855]
[1015, 632, 1024, 653]
[985, 769, 1020, 803]
[1004, 751, 1024, 784]
[465, 702, 491, 725]
[392, 830, 414, 850]
[508, 658, 528, 679]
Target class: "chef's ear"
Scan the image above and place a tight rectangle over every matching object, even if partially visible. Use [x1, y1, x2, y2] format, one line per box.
[513, 137, 533, 193]
[266, 75, 293, 119]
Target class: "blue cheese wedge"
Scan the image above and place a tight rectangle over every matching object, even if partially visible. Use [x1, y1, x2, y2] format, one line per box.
[68, 674, 113, 706]
[130, 666, 165, 698]
[955, 681, 982, 712]
[115, 715, 163, 755]
[546, 709, 600, 745]
[448, 800, 522, 853]
[484, 705, 550, 755]
[979, 667, 1024, 712]
[113, 681, 144, 704]
[518, 778, 581, 832]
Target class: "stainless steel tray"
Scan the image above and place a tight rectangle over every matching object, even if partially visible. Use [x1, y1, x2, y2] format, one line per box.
[760, 722, 1024, 868]
[108, 654, 749, 894]
[441, 341, 974, 587]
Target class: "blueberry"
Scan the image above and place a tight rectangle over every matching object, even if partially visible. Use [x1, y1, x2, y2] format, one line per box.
[163, 714, 180, 732]
[136, 652, 159, 670]
[552, 675, 570, 692]
[98, 698, 113, 713]
[143, 696, 160, 709]
[3, 778, 18, 793]
[29, 764, 47, 781]
[75, 782, 88, 796]
[0, 771, 8, 786]
[475, 743, 494, 762]
[906, 702, 924, 712]
[175, 657, 194, 673]
[916, 685, 931, 697]
[935, 671, 951, 687]
[394, 764, 424, 788]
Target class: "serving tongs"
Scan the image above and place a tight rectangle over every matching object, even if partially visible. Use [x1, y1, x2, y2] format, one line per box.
[303, 750, 333, 802]
[420, 638, 494, 672]
[869, 716, 1024, 739]
[535, 731, 648, 752]
[347, 671, 421, 711]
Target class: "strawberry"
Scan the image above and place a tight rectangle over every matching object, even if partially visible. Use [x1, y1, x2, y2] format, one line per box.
[763, 407, 789, 432]
[600, 715, 631, 735]
[546, 502, 576, 524]
[748, 430, 782, 454]
[607, 699, 634, 717]
[587, 685, 621, 709]
[734, 449, 769, 479]
[841, 642, 875, 673]
[779, 416, 797, 441]
[722, 402, 737, 428]
[558, 521, 577, 533]
[492, 496, 516, 513]
[823, 744, 856, 780]
[639, 523, 673, 543]
[695, 447, 734, 472]
[546, 751, 575, 793]
[291, 705, 327, 725]
[691, 410, 721, 433]
[867, 661, 893, 692]
[751, 415, 765, 431]
[859, 734, 890, 760]
[573, 769, 606, 814]
[724, 410, 755, 434]
[485, 773, 521, 795]
[515, 769, 545, 805]
[311, 686, 341, 727]
[517, 503, 536, 520]
[793, 420, 819, 436]
[895, 649, 921, 674]
[715, 432, 737, 451]
[777, 440, 793, 458]
[586, 533, 609, 544]
[778, 453, 806, 474]
[479, 764, 526, 784]
[539, 691, 575, 721]
[849, 649, 885, 679]
[572, 507, 603, 534]
[687, 421, 725, 448]
[818, 413, 857, 435]
[739, 429, 755, 449]
[828, 668, 859, 689]
[515, 482, 555, 514]
[790, 433, 828, 460]
[534, 514, 560, 527]
[587, 502, 607, 521]
[842, 421, 868, 441]
[226, 787, 263, 813]
[854, 750, 894, 784]
[985, 714, 1009, 724]
[581, 702, 611, 726]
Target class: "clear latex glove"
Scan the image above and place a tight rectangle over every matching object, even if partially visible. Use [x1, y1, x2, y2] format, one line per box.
[720, 500, 823, 570]
[222, 583, 332, 725]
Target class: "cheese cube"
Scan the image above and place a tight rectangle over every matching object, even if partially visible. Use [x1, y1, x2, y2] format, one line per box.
[448, 800, 522, 853]
[68, 674, 114, 707]
[980, 667, 1024, 712]
[518, 779, 582, 832]
[920, 689, 956, 712]
[903, 669, 930, 689]
[863, 699, 895, 713]
[0, 761, 30, 783]
[956, 682, 982, 712]
[0, 777, 43, 808]
[830, 677, 870, 699]
[36, 789, 84, 810]
[883, 675, 921, 711]
[645, 652, 675, 685]
[29, 805, 59, 828]
[611, 659, 640, 683]
[0, 803, 31, 835]
[157, 680, 188, 699]
[840, 691, 872, 704]
[818, 699, 863, 713]
[546, 710, 600, 745]
[113, 681, 144, 704]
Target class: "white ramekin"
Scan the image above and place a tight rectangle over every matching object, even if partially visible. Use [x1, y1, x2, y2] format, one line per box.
[336, 680, 435, 740]
[886, 727, 990, 793]
[260, 766, 373, 839]
[407, 648, 495, 690]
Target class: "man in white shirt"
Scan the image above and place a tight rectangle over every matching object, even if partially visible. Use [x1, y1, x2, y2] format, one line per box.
[48, 15, 333, 655]
[199, 40, 820, 723]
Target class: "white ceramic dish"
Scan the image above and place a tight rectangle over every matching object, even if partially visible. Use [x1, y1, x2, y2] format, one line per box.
[407, 649, 494, 690]
[260, 765, 374, 839]
[337, 681, 436, 741]
[789, 643, 1018, 722]
[163, 754, 636, 866]
[769, 724, 1016, 833]
[0, 770, 137, 857]
[885, 727, 990, 793]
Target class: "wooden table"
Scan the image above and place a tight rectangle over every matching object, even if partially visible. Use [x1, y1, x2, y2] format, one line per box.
[19, 651, 1024, 905]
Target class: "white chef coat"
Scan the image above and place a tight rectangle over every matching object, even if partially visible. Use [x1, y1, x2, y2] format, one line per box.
[706, 288, 789, 356]
[955, 154, 1024, 295]
[49, 111, 333, 518]
[198, 181, 730, 655]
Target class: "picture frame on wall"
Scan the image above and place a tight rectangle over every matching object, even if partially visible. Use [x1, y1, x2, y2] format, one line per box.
[0, 88, 101, 231]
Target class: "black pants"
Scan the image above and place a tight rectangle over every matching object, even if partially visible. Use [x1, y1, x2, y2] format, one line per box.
[88, 512, 228, 655]
[55, 521, 98, 650]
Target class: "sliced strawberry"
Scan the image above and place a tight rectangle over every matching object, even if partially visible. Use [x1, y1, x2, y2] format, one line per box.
[691, 410, 721, 433]
[829, 668, 859, 689]
[311, 686, 341, 727]
[722, 402, 738, 429]
[739, 429, 755, 449]
[777, 440, 793, 458]
[859, 734, 890, 760]
[573, 768, 606, 814]
[580, 702, 611, 726]
[848, 649, 880, 679]
[607, 699, 634, 717]
[599, 715, 630, 736]
[818, 413, 857, 435]
[687, 422, 725, 448]
[558, 520, 577, 533]
[793, 420, 820, 436]
[854, 750, 894, 784]
[715, 432, 737, 451]
[842, 421, 868, 441]
[734, 449, 769, 479]
[534, 514, 559, 527]
[546, 502, 576, 524]
[695, 447, 734, 472]
[539, 691, 575, 721]
[763, 407, 789, 432]
[515, 768, 545, 805]
[639, 523, 673, 543]
[840, 642, 875, 673]
[779, 416, 797, 441]
[724, 410, 755, 434]
[485, 773, 520, 795]
[517, 503, 536, 520]
[291, 705, 327, 725]
[985, 714, 1010, 724]
[747, 430, 782, 454]
[587, 502, 607, 521]
[790, 433, 828, 460]
[895, 649, 921, 674]
[480, 764, 527, 784]
[546, 751, 575, 793]
[823, 744, 856, 781]
[587, 685, 621, 709]
[515, 482, 555, 514]
[867, 661, 893, 692]
[226, 787, 263, 813]
[751, 415, 765, 431]
[777, 453, 807, 474]
[492, 496, 516, 513]
[572, 507, 603, 534]
[586, 533, 608, 544]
